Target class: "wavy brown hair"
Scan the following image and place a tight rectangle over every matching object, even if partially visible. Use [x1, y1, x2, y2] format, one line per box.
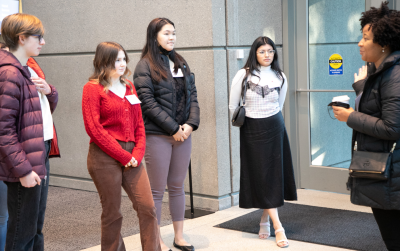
[141, 17, 186, 83]
[89, 42, 133, 93]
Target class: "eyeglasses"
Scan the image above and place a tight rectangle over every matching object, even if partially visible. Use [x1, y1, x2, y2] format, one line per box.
[257, 50, 275, 56]
[31, 34, 44, 43]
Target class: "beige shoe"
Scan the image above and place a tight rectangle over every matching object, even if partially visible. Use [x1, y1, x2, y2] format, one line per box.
[258, 222, 271, 239]
[275, 227, 289, 248]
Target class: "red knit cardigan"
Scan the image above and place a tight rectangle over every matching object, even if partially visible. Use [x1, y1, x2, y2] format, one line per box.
[82, 80, 146, 166]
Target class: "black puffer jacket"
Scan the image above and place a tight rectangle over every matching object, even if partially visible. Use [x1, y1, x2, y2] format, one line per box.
[347, 51, 400, 210]
[133, 54, 200, 136]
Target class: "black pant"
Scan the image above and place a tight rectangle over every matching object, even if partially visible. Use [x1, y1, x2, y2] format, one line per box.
[372, 208, 400, 251]
[5, 140, 51, 251]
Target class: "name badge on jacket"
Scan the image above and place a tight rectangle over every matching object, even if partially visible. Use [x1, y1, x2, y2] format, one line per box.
[125, 94, 141, 105]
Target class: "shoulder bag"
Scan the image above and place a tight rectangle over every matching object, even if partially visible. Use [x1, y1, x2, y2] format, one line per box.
[231, 81, 247, 127]
[349, 141, 396, 180]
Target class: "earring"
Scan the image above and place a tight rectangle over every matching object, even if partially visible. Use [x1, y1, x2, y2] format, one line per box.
[382, 48, 385, 52]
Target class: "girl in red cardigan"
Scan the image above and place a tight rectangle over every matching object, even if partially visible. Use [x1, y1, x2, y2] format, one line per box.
[82, 42, 160, 251]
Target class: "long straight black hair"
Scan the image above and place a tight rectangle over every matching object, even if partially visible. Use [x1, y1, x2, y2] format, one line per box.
[242, 36, 284, 92]
[141, 17, 186, 83]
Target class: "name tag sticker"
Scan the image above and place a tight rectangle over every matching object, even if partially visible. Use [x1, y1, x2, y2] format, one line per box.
[171, 68, 184, 78]
[125, 95, 141, 105]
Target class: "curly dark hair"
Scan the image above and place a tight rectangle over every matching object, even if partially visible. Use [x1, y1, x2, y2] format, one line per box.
[360, 1, 400, 52]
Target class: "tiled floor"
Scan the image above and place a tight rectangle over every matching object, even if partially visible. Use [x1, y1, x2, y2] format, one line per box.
[81, 189, 373, 251]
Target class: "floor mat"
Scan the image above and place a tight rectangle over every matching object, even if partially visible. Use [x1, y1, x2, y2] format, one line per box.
[215, 202, 386, 251]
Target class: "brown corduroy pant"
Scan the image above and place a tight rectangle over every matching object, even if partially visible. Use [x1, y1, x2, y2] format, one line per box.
[87, 142, 161, 251]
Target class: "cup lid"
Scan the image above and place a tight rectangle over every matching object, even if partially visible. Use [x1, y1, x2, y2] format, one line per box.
[332, 95, 350, 103]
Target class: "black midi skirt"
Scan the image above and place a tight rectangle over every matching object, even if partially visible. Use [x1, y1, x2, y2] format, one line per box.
[239, 111, 297, 209]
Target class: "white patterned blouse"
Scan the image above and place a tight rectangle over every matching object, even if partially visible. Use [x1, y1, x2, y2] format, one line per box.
[229, 66, 287, 119]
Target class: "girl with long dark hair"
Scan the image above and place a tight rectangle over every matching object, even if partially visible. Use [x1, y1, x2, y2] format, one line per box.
[82, 42, 160, 251]
[134, 18, 200, 251]
[229, 36, 297, 248]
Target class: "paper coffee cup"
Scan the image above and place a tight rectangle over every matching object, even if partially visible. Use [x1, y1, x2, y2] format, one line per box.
[332, 95, 350, 104]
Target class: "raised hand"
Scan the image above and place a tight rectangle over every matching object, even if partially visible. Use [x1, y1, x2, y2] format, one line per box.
[354, 65, 368, 83]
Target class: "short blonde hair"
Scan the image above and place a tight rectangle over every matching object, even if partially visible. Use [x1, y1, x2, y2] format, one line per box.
[1, 13, 44, 51]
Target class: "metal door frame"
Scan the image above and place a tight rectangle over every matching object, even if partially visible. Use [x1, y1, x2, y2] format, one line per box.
[282, 0, 372, 194]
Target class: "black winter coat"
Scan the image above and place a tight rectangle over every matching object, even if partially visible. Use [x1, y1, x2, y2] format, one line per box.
[347, 51, 400, 210]
[133, 55, 200, 136]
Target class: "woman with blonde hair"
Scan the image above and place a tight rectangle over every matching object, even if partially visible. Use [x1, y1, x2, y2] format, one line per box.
[82, 42, 160, 251]
[0, 13, 59, 250]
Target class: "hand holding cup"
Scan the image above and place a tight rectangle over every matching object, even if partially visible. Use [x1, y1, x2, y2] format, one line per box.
[329, 95, 354, 122]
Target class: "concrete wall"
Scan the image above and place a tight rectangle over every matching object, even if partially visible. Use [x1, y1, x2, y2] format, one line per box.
[22, 0, 284, 211]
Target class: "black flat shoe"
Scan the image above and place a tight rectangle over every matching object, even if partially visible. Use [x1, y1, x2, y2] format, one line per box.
[173, 240, 195, 251]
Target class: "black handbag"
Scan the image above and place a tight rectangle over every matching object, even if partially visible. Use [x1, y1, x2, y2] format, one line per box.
[231, 81, 247, 127]
[349, 142, 396, 180]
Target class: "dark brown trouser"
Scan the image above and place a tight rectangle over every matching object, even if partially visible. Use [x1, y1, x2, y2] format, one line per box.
[87, 142, 160, 251]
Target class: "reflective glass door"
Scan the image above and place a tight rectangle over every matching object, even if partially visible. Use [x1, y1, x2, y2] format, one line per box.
[308, 0, 365, 168]
[286, 0, 366, 193]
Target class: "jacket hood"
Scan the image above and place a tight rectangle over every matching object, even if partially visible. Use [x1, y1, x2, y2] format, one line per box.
[0, 50, 31, 80]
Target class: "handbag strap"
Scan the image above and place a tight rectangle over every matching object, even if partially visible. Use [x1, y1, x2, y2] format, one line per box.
[242, 80, 248, 105]
[354, 141, 396, 153]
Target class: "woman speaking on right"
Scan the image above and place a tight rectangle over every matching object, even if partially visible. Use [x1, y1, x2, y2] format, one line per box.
[333, 2, 400, 250]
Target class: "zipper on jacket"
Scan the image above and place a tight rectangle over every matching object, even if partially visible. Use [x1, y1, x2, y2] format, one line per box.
[163, 55, 177, 118]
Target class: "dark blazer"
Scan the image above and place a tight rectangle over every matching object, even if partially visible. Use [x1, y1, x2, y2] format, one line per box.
[0, 50, 58, 182]
[347, 51, 400, 209]
[133, 54, 200, 136]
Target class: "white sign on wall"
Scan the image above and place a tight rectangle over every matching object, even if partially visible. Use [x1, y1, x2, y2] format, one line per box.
[0, 0, 19, 34]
